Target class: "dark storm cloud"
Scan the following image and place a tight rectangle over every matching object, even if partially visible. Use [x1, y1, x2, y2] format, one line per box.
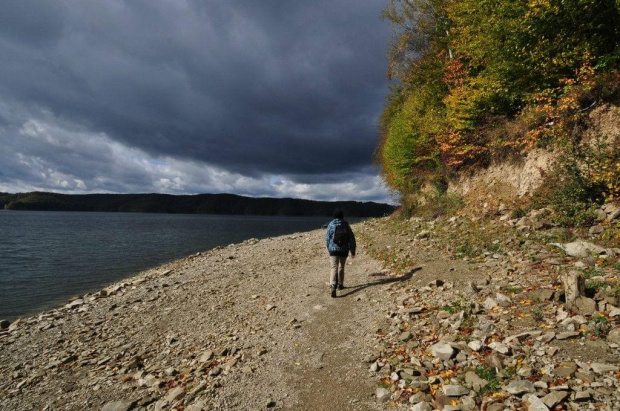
[0, 0, 392, 201]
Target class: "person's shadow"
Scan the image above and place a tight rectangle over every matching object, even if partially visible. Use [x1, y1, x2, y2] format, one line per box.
[337, 266, 422, 298]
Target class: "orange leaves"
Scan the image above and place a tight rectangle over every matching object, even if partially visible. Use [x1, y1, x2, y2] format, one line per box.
[443, 58, 466, 88]
[440, 369, 456, 379]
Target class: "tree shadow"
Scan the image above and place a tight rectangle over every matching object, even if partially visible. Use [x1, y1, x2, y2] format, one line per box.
[338, 266, 422, 298]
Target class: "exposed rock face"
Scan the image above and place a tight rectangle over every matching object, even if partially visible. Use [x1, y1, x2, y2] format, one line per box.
[449, 148, 558, 198]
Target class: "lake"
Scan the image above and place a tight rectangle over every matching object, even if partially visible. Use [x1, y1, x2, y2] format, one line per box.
[0, 211, 332, 320]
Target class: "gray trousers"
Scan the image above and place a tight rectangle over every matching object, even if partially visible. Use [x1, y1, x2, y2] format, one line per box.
[330, 255, 347, 287]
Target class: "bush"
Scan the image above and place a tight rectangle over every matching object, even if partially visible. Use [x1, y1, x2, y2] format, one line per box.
[531, 161, 604, 227]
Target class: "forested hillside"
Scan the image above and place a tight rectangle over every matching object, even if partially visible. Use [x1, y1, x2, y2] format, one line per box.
[378, 0, 620, 223]
[0, 192, 394, 217]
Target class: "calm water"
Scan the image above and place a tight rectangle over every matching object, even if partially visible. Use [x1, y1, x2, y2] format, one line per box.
[0, 211, 330, 320]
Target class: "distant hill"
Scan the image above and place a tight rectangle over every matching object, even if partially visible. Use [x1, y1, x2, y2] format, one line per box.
[0, 192, 394, 217]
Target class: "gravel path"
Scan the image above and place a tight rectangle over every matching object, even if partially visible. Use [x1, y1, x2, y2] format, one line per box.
[7, 212, 615, 410]
[0, 223, 408, 410]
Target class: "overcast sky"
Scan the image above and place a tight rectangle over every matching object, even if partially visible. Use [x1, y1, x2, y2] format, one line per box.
[0, 0, 394, 203]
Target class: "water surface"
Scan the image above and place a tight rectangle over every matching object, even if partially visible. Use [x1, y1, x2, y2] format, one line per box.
[0, 211, 330, 320]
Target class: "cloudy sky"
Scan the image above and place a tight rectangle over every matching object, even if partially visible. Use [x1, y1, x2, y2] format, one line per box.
[0, 0, 394, 203]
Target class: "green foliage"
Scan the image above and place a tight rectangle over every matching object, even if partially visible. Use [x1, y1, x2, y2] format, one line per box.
[407, 191, 464, 220]
[474, 366, 500, 394]
[502, 286, 522, 295]
[455, 243, 475, 259]
[532, 308, 544, 321]
[585, 279, 605, 294]
[581, 267, 601, 280]
[378, 0, 620, 208]
[592, 314, 610, 336]
[530, 158, 605, 226]
[441, 300, 465, 314]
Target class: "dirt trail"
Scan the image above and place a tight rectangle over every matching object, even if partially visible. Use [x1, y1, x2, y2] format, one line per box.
[288, 254, 388, 411]
[283, 221, 476, 411]
[1, 220, 474, 411]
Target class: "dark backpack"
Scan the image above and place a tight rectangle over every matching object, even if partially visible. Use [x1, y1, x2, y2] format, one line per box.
[333, 223, 349, 247]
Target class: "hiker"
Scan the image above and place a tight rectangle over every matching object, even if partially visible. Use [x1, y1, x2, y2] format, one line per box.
[325, 208, 356, 298]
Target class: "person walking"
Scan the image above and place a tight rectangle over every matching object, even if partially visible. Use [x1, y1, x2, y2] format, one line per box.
[325, 208, 356, 298]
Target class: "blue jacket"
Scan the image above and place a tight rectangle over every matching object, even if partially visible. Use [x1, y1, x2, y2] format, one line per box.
[326, 219, 356, 257]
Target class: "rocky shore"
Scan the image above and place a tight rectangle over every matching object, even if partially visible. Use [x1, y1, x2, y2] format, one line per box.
[1, 206, 620, 410]
[360, 203, 620, 411]
[0, 227, 390, 411]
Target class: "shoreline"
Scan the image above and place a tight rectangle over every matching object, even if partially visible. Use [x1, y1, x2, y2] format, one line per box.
[4, 214, 620, 410]
[0, 224, 390, 410]
[0, 212, 337, 322]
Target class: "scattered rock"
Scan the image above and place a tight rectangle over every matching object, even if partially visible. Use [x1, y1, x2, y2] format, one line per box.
[526, 394, 550, 411]
[591, 363, 620, 374]
[411, 402, 432, 411]
[467, 340, 483, 351]
[199, 350, 214, 363]
[376, 387, 390, 403]
[484, 297, 498, 310]
[542, 390, 569, 408]
[552, 240, 607, 258]
[488, 341, 510, 355]
[465, 371, 487, 392]
[65, 299, 85, 310]
[607, 327, 620, 344]
[573, 297, 596, 315]
[556, 332, 580, 340]
[504, 380, 535, 395]
[165, 386, 185, 403]
[101, 400, 137, 411]
[442, 384, 469, 397]
[429, 342, 455, 360]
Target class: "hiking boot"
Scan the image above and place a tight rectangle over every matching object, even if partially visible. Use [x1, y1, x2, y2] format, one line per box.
[330, 285, 337, 298]
[337, 284, 344, 290]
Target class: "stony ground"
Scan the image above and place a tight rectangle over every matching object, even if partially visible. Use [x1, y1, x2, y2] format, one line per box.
[0, 223, 418, 411]
[1, 207, 620, 411]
